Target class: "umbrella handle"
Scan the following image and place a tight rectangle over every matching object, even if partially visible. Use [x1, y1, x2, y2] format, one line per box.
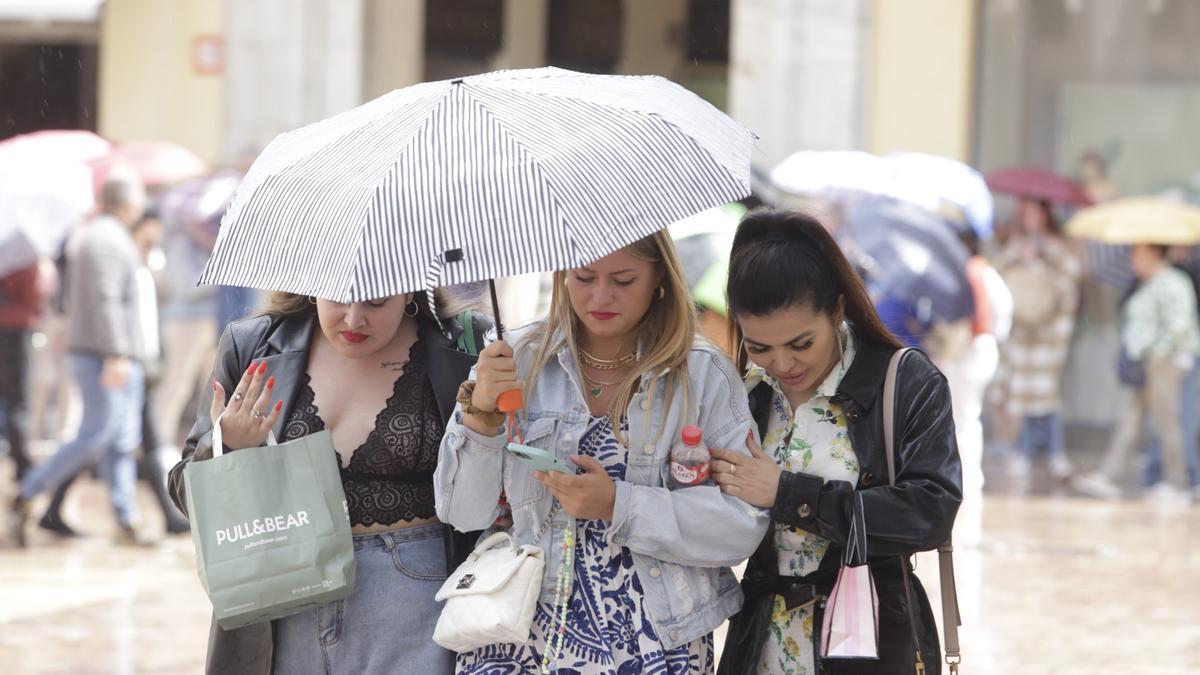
[497, 389, 523, 413]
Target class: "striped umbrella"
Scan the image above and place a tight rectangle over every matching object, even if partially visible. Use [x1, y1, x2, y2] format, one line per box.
[199, 67, 753, 332]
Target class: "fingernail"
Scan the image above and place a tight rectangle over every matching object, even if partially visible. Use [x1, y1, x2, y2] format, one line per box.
[258, 362, 268, 375]
[274, 400, 283, 412]
[267, 376, 275, 389]
[247, 362, 256, 375]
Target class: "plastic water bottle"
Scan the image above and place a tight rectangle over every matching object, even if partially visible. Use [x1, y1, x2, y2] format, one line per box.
[669, 425, 713, 489]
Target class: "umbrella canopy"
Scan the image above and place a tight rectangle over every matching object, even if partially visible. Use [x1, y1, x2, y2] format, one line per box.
[985, 167, 1091, 206]
[1065, 197, 1200, 245]
[881, 152, 994, 239]
[0, 129, 111, 168]
[92, 140, 209, 187]
[770, 150, 939, 210]
[841, 199, 974, 323]
[200, 68, 753, 305]
[668, 203, 743, 292]
[0, 160, 94, 276]
[156, 170, 243, 231]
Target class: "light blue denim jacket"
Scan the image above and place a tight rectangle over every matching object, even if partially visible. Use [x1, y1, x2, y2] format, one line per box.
[434, 323, 770, 649]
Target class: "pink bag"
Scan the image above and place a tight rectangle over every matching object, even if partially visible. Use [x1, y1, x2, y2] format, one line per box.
[820, 492, 879, 659]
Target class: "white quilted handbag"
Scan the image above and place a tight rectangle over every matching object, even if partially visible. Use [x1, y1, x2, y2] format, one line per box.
[433, 531, 546, 653]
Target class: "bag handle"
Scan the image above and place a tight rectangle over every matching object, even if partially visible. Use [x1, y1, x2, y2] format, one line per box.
[211, 407, 278, 458]
[882, 348, 961, 674]
[468, 531, 524, 559]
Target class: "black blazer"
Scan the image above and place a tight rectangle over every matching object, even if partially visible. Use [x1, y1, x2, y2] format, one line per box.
[719, 341, 962, 675]
[167, 310, 486, 675]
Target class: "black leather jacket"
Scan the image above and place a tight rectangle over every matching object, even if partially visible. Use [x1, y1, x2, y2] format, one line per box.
[167, 310, 486, 675]
[719, 340, 962, 675]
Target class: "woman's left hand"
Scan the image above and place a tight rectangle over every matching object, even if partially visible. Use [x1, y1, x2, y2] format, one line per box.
[710, 432, 782, 509]
[534, 456, 616, 521]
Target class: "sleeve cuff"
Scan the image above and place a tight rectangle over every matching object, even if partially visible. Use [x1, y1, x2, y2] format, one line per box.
[452, 415, 508, 452]
[606, 481, 634, 545]
[771, 470, 824, 528]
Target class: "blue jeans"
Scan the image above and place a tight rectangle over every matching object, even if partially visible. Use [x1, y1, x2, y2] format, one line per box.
[271, 523, 454, 675]
[1143, 363, 1200, 487]
[19, 354, 144, 527]
[1019, 413, 1068, 462]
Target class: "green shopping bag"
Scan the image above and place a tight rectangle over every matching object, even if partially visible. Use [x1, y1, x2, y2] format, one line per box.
[184, 416, 356, 630]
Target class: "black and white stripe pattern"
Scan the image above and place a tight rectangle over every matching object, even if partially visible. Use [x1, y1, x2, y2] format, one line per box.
[200, 67, 754, 302]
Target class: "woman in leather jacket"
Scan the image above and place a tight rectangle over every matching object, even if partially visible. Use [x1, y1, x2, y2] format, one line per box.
[711, 210, 962, 674]
[167, 290, 486, 675]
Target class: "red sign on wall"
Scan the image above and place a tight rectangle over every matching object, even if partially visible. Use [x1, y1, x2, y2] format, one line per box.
[192, 35, 225, 76]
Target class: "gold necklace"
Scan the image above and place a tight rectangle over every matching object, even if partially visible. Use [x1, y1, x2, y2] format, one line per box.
[579, 347, 636, 371]
[582, 371, 626, 399]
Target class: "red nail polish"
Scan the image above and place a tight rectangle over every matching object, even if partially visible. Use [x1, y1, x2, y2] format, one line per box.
[267, 376, 276, 389]
[274, 400, 283, 412]
[258, 362, 268, 375]
[247, 362, 256, 375]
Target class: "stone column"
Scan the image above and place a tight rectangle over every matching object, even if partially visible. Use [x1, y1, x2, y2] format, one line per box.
[223, 0, 364, 163]
[729, 0, 874, 171]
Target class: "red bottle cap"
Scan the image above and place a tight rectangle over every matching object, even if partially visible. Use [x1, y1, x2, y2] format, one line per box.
[681, 425, 702, 446]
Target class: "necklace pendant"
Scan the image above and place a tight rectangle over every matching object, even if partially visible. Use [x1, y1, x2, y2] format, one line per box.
[590, 386, 603, 398]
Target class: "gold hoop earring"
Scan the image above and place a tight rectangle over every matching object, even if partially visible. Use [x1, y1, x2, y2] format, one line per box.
[657, 286, 666, 300]
[405, 300, 420, 318]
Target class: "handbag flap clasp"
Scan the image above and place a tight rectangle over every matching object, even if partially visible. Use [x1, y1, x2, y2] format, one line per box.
[435, 531, 544, 601]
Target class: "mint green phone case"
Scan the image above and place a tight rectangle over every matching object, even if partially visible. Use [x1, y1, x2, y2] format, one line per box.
[506, 442, 576, 475]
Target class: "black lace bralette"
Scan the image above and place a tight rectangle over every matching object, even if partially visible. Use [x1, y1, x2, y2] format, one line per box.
[281, 345, 443, 527]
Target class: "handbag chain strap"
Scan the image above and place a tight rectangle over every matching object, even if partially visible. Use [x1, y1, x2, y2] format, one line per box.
[883, 349, 961, 675]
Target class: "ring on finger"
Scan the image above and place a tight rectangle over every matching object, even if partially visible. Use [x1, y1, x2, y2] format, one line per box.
[729, 463, 737, 476]
[252, 408, 263, 419]
[232, 392, 244, 402]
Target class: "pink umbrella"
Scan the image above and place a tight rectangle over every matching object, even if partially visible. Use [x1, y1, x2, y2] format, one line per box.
[92, 141, 209, 187]
[0, 130, 111, 167]
[985, 166, 1091, 206]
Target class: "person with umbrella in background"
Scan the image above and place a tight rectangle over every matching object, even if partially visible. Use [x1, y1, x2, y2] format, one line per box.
[991, 199, 1083, 481]
[441, 230, 768, 673]
[9, 175, 154, 547]
[1073, 244, 1200, 506]
[0, 259, 54, 483]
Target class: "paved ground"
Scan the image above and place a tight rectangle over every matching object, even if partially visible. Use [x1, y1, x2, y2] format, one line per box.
[1, 450, 1198, 674]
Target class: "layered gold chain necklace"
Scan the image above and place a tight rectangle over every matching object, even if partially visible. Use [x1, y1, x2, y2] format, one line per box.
[578, 346, 636, 399]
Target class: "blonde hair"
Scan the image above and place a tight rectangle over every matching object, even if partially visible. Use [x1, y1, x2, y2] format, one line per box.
[520, 231, 696, 445]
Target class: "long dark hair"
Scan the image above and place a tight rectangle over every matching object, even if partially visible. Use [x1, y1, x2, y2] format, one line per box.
[726, 208, 902, 371]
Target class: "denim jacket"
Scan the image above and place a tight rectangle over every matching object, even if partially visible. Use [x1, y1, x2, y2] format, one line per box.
[434, 323, 770, 649]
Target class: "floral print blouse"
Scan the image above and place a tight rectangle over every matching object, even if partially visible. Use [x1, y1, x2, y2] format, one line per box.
[743, 323, 860, 675]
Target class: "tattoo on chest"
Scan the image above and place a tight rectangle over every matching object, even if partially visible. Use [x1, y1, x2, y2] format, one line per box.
[381, 360, 407, 372]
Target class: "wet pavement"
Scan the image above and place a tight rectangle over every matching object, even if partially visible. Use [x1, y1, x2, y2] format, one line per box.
[1, 453, 1198, 674]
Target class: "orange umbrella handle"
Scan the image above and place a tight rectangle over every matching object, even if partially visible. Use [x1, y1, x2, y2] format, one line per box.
[497, 389, 524, 413]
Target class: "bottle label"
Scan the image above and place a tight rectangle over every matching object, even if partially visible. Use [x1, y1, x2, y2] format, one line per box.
[670, 460, 711, 486]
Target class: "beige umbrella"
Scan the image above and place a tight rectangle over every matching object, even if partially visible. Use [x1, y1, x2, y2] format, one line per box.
[1066, 197, 1200, 245]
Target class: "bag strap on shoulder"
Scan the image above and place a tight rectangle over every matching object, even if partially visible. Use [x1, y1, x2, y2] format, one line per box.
[883, 348, 961, 674]
[454, 311, 479, 355]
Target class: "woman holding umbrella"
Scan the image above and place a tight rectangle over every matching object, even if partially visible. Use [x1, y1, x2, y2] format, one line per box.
[710, 210, 961, 674]
[437, 231, 769, 673]
[168, 290, 487, 674]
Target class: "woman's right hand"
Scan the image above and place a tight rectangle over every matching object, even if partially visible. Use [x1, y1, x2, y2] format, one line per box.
[210, 361, 282, 450]
[470, 340, 521, 413]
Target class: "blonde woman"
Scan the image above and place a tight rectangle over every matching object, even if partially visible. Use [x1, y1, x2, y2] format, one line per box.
[435, 232, 769, 673]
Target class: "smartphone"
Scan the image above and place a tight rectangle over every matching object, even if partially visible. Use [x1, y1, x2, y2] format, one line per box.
[506, 442, 576, 475]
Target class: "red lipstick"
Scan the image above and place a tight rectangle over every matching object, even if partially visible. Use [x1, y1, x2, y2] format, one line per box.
[341, 331, 368, 344]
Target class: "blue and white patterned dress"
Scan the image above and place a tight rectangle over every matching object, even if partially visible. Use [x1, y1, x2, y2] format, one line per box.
[456, 416, 714, 675]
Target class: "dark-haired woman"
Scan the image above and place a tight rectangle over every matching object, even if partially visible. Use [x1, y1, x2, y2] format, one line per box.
[711, 209, 962, 674]
[167, 290, 485, 675]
